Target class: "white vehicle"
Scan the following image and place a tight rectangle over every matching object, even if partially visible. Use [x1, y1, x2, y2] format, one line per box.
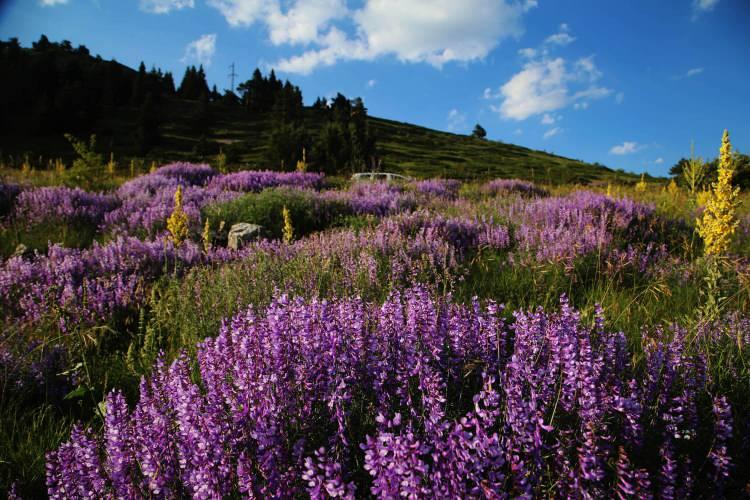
[351, 172, 412, 182]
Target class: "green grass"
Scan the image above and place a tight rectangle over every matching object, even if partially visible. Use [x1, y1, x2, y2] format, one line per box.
[0, 96, 647, 185]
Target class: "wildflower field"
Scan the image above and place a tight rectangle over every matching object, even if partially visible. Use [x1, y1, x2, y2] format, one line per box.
[2, 135, 750, 498]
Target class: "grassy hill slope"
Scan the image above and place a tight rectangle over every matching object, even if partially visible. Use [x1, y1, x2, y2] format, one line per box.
[1, 95, 642, 185]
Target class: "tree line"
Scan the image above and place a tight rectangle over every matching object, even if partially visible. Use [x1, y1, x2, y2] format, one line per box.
[0, 35, 378, 175]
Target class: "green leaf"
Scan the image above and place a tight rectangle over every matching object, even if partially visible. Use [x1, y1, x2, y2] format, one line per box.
[63, 385, 91, 400]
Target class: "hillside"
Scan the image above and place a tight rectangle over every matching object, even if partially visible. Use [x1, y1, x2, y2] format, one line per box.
[0, 36, 641, 184]
[1, 95, 642, 185]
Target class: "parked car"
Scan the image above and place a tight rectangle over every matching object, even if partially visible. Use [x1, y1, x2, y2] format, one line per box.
[351, 172, 412, 182]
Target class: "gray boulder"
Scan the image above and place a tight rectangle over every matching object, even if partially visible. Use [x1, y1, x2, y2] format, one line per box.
[228, 223, 263, 250]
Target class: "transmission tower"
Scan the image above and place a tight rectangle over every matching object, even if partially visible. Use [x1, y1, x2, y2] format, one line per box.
[228, 63, 238, 92]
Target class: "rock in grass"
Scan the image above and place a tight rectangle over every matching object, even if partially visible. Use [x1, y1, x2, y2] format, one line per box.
[227, 223, 263, 250]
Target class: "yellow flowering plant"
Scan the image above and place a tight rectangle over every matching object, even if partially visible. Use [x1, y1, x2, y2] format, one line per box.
[167, 185, 189, 246]
[696, 130, 740, 256]
[282, 205, 294, 244]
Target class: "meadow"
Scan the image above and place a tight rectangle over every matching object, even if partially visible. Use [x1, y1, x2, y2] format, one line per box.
[1, 136, 749, 498]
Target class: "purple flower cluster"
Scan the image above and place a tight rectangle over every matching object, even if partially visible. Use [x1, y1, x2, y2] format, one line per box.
[0, 236, 255, 330]
[508, 191, 655, 266]
[13, 187, 119, 227]
[105, 184, 239, 237]
[482, 178, 549, 197]
[412, 179, 461, 199]
[152, 162, 217, 185]
[293, 210, 510, 292]
[324, 181, 417, 217]
[106, 165, 325, 236]
[47, 291, 741, 497]
[206, 170, 324, 192]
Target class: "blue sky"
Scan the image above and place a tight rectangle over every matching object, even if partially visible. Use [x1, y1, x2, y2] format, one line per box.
[1, 0, 749, 176]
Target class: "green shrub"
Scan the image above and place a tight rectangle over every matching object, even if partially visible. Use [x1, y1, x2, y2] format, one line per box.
[203, 188, 351, 239]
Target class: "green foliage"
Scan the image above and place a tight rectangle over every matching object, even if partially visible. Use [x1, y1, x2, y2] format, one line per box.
[203, 187, 351, 239]
[471, 123, 487, 139]
[62, 134, 109, 190]
[0, 219, 99, 258]
[265, 123, 309, 171]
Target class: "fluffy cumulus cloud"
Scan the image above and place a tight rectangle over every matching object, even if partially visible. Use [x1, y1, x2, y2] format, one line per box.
[140, 0, 194, 14]
[609, 141, 643, 155]
[206, 0, 535, 74]
[487, 25, 613, 120]
[182, 34, 217, 66]
[367, 79, 377, 88]
[654, 157, 664, 164]
[39, 0, 69, 5]
[446, 108, 468, 132]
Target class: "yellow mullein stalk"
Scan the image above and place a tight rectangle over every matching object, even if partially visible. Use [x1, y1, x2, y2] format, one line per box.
[296, 148, 307, 173]
[106, 153, 116, 175]
[216, 148, 227, 174]
[696, 189, 712, 207]
[696, 130, 740, 256]
[282, 205, 294, 244]
[635, 173, 647, 192]
[54, 158, 65, 176]
[667, 179, 679, 197]
[606, 183, 612, 197]
[150, 161, 157, 174]
[202, 218, 211, 253]
[167, 185, 189, 246]
[130, 159, 136, 178]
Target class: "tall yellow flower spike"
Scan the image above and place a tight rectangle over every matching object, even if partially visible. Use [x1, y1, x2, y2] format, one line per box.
[282, 205, 294, 244]
[296, 148, 307, 173]
[202, 218, 211, 253]
[635, 173, 647, 192]
[696, 130, 740, 256]
[167, 185, 189, 247]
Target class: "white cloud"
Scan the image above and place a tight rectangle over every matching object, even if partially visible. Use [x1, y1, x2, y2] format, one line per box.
[615, 92, 624, 104]
[541, 113, 555, 125]
[367, 79, 377, 88]
[206, 0, 271, 27]
[267, 0, 347, 45]
[140, 0, 194, 13]
[692, 0, 719, 18]
[609, 141, 643, 155]
[685, 67, 704, 77]
[182, 34, 217, 67]
[354, 0, 527, 67]
[544, 23, 575, 46]
[513, 128, 523, 135]
[40, 0, 68, 5]
[654, 157, 664, 164]
[488, 23, 614, 120]
[544, 32, 575, 46]
[493, 56, 611, 120]
[543, 127, 562, 139]
[213, 0, 535, 74]
[446, 108, 468, 132]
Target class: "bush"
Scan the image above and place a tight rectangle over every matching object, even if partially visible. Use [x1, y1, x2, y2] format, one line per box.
[203, 188, 352, 239]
